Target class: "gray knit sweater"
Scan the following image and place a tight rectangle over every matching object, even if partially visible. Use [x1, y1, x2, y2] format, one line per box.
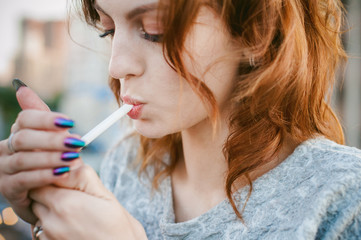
[100, 137, 361, 239]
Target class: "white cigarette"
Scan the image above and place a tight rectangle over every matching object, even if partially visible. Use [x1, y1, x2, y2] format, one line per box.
[81, 104, 133, 146]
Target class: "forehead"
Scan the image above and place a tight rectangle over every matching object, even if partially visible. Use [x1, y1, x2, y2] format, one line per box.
[94, 0, 160, 17]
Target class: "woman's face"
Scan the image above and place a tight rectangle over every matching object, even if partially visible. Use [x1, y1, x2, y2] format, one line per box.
[95, 0, 239, 138]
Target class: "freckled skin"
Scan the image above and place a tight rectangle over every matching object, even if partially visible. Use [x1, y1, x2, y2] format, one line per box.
[96, 0, 239, 138]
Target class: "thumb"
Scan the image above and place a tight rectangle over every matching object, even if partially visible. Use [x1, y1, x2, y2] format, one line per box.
[13, 79, 50, 111]
[55, 165, 112, 199]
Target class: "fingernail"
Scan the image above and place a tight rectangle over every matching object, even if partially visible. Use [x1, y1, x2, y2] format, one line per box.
[61, 152, 80, 161]
[53, 166, 70, 176]
[55, 118, 74, 128]
[64, 137, 85, 148]
[12, 79, 27, 91]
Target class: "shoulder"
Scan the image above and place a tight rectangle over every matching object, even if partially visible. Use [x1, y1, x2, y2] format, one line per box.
[280, 137, 361, 179]
[297, 138, 361, 239]
[255, 137, 361, 199]
[99, 132, 140, 192]
[295, 138, 361, 180]
[284, 138, 361, 211]
[301, 137, 361, 161]
[236, 138, 361, 239]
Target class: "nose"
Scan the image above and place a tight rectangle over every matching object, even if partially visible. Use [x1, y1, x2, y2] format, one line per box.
[108, 30, 145, 80]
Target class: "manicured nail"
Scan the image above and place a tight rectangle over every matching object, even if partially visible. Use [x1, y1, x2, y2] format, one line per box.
[55, 118, 74, 128]
[53, 166, 70, 176]
[12, 79, 27, 91]
[64, 137, 85, 148]
[61, 152, 80, 161]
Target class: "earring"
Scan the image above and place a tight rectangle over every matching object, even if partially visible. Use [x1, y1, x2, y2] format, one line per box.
[249, 55, 256, 67]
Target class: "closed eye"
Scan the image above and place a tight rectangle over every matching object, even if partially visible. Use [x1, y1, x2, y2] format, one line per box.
[99, 29, 115, 38]
[99, 28, 162, 43]
[139, 28, 163, 43]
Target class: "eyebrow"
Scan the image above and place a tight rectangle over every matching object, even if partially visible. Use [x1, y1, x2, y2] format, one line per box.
[94, 2, 159, 20]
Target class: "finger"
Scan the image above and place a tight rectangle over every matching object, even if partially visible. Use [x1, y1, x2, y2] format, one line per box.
[15, 110, 75, 131]
[30, 186, 81, 212]
[10, 130, 85, 152]
[11, 122, 19, 133]
[31, 188, 80, 240]
[32, 203, 49, 224]
[30, 186, 94, 210]
[16, 85, 50, 111]
[0, 138, 15, 156]
[54, 165, 112, 198]
[29, 186, 59, 206]
[0, 151, 82, 174]
[32, 205, 51, 240]
[4, 169, 70, 202]
[32, 165, 110, 200]
[39, 232, 50, 240]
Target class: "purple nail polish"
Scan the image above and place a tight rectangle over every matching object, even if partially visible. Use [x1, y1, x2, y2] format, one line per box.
[54, 118, 74, 128]
[64, 137, 85, 148]
[61, 152, 80, 161]
[53, 166, 70, 176]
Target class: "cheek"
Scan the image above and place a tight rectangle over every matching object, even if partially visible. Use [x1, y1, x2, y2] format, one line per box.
[133, 87, 208, 138]
[179, 8, 239, 108]
[174, 93, 209, 125]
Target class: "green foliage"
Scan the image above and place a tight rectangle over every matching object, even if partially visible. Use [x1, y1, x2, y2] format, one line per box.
[0, 86, 21, 138]
[0, 86, 63, 139]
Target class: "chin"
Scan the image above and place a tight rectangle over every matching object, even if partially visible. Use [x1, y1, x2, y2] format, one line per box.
[134, 124, 168, 139]
[134, 121, 180, 139]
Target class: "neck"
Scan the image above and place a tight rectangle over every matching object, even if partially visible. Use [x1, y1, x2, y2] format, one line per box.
[170, 112, 230, 222]
[171, 110, 298, 222]
[172, 112, 299, 197]
[175, 115, 230, 195]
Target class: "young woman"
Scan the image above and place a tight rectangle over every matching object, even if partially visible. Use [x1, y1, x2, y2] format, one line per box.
[0, 0, 360, 239]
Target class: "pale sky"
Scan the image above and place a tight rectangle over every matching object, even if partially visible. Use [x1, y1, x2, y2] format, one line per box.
[0, 0, 67, 75]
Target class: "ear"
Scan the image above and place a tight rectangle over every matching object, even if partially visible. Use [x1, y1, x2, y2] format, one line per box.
[16, 87, 50, 112]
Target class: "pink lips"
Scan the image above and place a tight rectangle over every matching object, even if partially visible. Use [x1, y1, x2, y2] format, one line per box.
[122, 96, 144, 120]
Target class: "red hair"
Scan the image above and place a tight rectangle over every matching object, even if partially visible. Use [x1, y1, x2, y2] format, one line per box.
[78, 0, 347, 221]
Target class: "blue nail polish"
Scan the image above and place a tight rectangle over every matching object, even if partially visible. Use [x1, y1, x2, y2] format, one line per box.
[55, 118, 74, 128]
[61, 152, 80, 161]
[53, 166, 70, 176]
[64, 137, 85, 148]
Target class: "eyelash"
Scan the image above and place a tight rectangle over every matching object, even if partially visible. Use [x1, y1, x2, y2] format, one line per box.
[99, 29, 114, 38]
[140, 28, 163, 43]
[99, 28, 163, 43]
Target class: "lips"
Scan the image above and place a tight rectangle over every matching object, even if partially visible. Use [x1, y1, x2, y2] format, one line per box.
[122, 95, 144, 120]
[127, 104, 143, 119]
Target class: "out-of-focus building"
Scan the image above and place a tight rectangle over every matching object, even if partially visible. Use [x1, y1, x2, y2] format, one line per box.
[0, 14, 122, 168]
[0, 18, 69, 140]
[13, 18, 68, 100]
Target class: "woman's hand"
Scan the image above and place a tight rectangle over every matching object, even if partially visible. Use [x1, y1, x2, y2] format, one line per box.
[0, 86, 83, 224]
[30, 165, 148, 240]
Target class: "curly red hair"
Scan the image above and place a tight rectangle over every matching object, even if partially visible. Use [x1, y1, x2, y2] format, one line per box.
[77, 0, 347, 221]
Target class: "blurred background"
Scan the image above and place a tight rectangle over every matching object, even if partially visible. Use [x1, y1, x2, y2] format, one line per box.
[0, 0, 122, 238]
[0, 0, 360, 239]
